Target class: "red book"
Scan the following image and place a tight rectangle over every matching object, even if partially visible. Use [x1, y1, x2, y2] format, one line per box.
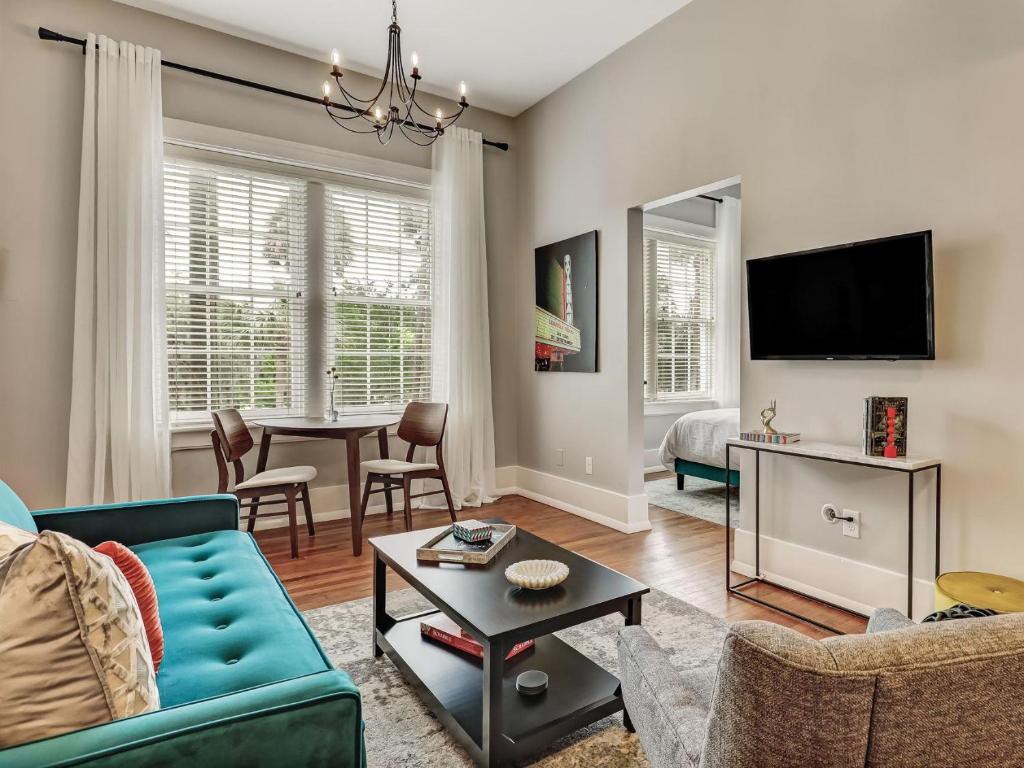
[420, 614, 534, 661]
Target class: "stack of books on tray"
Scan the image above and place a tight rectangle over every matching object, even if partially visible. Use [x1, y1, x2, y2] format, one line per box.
[739, 431, 801, 445]
[421, 614, 534, 661]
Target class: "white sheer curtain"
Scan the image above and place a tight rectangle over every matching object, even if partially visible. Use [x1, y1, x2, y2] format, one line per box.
[429, 126, 497, 509]
[713, 196, 741, 407]
[66, 34, 170, 504]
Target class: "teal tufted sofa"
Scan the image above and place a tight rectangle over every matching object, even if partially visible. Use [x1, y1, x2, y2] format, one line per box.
[0, 481, 365, 767]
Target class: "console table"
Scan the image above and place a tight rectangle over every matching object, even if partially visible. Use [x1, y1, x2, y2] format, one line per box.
[724, 438, 941, 634]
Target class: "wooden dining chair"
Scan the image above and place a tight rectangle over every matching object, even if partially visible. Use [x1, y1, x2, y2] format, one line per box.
[359, 402, 456, 530]
[210, 408, 317, 559]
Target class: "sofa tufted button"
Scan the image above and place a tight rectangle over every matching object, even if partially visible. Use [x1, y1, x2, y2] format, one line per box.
[215, 624, 229, 630]
[210, 596, 223, 602]
[200, 575, 213, 580]
[225, 658, 239, 665]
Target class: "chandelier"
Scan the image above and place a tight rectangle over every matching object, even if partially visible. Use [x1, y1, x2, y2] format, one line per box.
[321, 0, 468, 146]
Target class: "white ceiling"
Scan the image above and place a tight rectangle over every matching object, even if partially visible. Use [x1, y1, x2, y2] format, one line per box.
[114, 0, 694, 116]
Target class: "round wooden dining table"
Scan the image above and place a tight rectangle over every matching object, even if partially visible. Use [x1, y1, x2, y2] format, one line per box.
[252, 414, 401, 556]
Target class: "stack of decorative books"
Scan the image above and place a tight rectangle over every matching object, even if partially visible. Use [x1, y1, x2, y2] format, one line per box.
[739, 431, 801, 445]
[453, 520, 493, 542]
[421, 614, 534, 660]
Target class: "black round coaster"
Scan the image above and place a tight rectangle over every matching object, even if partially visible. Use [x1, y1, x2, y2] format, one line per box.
[516, 670, 549, 696]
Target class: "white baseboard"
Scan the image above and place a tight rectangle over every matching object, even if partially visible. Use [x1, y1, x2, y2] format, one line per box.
[731, 529, 936, 621]
[247, 482, 393, 531]
[506, 466, 651, 534]
[251, 465, 651, 536]
[494, 465, 517, 496]
[643, 448, 665, 474]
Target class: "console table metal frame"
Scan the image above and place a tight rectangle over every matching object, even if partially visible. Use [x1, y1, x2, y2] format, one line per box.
[725, 440, 941, 635]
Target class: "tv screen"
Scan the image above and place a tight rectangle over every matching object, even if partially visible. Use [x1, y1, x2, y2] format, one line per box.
[746, 231, 934, 360]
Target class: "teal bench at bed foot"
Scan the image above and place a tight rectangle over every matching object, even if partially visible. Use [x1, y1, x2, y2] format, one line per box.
[674, 458, 739, 489]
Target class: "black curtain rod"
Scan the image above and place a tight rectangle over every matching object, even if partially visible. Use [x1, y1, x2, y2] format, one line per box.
[38, 27, 510, 152]
[698, 194, 723, 204]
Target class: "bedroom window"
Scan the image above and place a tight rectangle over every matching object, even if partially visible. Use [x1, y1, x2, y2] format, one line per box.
[643, 232, 715, 401]
[163, 149, 432, 426]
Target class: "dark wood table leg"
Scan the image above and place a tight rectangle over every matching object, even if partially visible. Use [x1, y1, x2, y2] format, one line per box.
[622, 596, 643, 733]
[377, 427, 394, 515]
[482, 639, 506, 767]
[256, 429, 272, 473]
[373, 548, 386, 657]
[346, 431, 363, 556]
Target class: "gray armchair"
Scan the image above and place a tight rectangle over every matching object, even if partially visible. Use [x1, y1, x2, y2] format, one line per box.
[618, 606, 1024, 767]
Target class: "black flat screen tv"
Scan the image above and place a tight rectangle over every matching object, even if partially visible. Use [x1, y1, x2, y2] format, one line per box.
[746, 230, 934, 360]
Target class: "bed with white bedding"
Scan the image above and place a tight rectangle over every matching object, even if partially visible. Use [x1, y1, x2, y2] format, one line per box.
[658, 407, 740, 487]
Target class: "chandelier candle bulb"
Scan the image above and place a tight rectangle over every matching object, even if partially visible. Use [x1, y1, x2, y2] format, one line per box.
[411, 51, 419, 77]
[321, 81, 331, 104]
[330, 48, 341, 76]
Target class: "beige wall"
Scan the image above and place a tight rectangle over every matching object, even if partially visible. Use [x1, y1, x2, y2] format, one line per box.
[4, 0, 1024, 589]
[514, 0, 1024, 581]
[0, 0, 517, 507]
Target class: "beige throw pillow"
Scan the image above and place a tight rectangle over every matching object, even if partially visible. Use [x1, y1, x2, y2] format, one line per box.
[0, 519, 36, 559]
[0, 530, 160, 747]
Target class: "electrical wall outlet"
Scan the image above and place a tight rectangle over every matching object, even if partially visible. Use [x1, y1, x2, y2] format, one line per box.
[585, 456, 593, 475]
[556, 448, 564, 467]
[842, 509, 861, 539]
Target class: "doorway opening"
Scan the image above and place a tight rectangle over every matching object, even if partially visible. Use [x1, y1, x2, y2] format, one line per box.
[633, 177, 742, 528]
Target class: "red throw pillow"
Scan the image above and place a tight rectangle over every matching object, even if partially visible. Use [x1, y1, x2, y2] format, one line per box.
[94, 541, 164, 673]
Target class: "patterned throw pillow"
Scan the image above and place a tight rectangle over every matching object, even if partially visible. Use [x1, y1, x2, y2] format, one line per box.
[922, 603, 1000, 622]
[94, 541, 164, 673]
[0, 519, 36, 559]
[0, 530, 160, 747]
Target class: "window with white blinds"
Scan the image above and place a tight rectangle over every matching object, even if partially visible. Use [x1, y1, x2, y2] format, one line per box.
[643, 233, 715, 401]
[324, 184, 432, 412]
[164, 159, 307, 422]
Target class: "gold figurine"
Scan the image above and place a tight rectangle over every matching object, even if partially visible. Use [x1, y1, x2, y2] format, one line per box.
[760, 400, 778, 435]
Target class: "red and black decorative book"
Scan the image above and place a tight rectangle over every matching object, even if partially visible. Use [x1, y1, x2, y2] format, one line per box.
[420, 614, 534, 660]
[863, 396, 908, 457]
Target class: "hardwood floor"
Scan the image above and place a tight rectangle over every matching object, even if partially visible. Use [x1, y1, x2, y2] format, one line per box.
[256, 491, 867, 640]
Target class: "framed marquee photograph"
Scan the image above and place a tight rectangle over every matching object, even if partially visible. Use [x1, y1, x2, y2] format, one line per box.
[534, 230, 598, 372]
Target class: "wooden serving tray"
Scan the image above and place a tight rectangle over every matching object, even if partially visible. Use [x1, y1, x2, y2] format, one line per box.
[416, 524, 517, 565]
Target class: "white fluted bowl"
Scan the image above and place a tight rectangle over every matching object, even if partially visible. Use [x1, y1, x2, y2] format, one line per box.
[505, 559, 569, 590]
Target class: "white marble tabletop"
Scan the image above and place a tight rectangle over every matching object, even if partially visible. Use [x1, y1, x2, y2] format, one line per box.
[725, 438, 941, 471]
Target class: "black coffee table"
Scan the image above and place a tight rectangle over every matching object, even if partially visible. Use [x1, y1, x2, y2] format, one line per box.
[370, 520, 649, 767]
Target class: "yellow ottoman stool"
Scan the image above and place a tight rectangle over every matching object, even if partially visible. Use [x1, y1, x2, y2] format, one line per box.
[935, 571, 1024, 613]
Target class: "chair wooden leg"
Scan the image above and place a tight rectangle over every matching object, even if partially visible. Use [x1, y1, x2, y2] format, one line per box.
[246, 496, 260, 532]
[285, 488, 299, 559]
[360, 474, 374, 526]
[301, 483, 315, 536]
[402, 475, 413, 531]
[440, 473, 457, 523]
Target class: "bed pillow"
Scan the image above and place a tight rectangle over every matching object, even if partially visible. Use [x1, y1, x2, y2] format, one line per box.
[95, 540, 164, 673]
[0, 530, 159, 747]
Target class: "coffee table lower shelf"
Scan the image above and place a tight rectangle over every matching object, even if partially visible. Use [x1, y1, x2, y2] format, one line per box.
[376, 614, 624, 766]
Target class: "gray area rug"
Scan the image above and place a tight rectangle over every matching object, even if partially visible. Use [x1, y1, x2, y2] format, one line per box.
[305, 587, 727, 767]
[645, 475, 738, 528]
